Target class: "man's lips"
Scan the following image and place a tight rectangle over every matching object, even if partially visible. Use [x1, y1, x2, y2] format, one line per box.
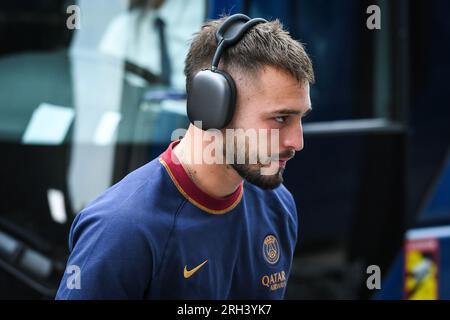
[261, 151, 295, 168]
[278, 156, 294, 168]
[278, 159, 288, 168]
[265, 156, 293, 168]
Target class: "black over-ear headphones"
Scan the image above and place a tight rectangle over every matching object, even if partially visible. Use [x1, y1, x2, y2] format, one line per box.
[187, 14, 267, 130]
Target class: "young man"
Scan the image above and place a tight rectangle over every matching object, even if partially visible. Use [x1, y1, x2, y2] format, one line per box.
[56, 15, 314, 299]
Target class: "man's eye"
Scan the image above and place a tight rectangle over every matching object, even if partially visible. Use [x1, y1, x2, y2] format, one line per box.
[274, 116, 287, 124]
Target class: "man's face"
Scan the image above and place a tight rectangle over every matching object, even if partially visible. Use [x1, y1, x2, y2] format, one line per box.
[224, 66, 312, 189]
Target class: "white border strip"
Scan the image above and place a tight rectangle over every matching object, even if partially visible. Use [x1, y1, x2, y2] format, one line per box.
[303, 118, 404, 134]
[406, 225, 450, 240]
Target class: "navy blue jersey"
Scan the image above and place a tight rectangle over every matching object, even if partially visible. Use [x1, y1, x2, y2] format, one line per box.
[55, 140, 298, 299]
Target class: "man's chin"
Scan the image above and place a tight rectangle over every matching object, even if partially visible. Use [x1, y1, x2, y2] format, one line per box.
[231, 163, 284, 190]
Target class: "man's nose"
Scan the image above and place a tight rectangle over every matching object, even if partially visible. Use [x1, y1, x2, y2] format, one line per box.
[282, 122, 304, 152]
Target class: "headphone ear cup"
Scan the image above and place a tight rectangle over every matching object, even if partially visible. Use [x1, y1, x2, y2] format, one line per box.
[187, 69, 236, 130]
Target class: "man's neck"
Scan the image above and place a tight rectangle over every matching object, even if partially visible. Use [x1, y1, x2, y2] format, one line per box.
[173, 129, 243, 199]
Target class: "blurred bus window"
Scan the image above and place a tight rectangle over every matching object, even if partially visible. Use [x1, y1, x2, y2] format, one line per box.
[68, 0, 205, 211]
[0, 0, 206, 289]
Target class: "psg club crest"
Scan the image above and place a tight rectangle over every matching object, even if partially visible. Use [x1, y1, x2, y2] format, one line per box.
[263, 234, 280, 264]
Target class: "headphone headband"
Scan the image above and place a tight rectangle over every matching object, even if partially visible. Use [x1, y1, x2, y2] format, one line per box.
[211, 14, 267, 70]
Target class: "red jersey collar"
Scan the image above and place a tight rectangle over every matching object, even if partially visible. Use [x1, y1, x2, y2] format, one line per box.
[159, 140, 243, 214]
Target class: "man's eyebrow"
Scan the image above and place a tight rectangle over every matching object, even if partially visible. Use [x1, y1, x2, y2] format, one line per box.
[268, 106, 312, 117]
